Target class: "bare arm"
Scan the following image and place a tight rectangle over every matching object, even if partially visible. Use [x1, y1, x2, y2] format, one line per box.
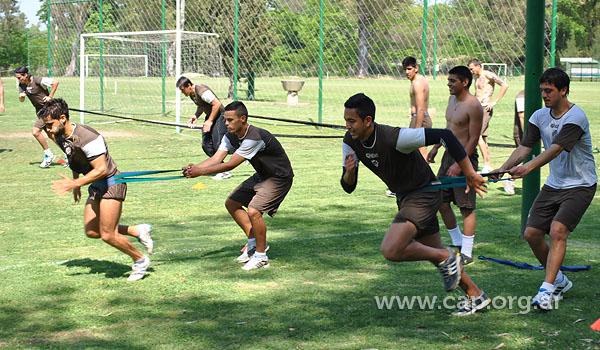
[496, 145, 532, 175]
[509, 144, 562, 179]
[52, 155, 108, 195]
[203, 98, 223, 133]
[183, 149, 238, 177]
[410, 79, 428, 128]
[48, 80, 59, 98]
[465, 102, 484, 156]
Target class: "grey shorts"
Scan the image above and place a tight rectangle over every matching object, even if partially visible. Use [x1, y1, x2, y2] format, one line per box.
[527, 184, 596, 232]
[437, 151, 478, 210]
[34, 117, 45, 129]
[481, 107, 493, 138]
[410, 112, 432, 128]
[228, 174, 293, 217]
[88, 179, 127, 201]
[393, 190, 441, 238]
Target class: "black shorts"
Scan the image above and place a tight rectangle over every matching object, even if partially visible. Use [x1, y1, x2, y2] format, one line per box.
[228, 174, 293, 217]
[527, 184, 596, 233]
[438, 151, 478, 210]
[393, 190, 441, 238]
[88, 179, 127, 201]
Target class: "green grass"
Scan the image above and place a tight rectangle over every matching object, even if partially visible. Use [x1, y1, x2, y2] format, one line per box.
[1, 76, 599, 349]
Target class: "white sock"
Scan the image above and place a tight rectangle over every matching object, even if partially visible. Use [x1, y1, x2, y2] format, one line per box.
[555, 271, 565, 284]
[254, 252, 267, 259]
[247, 238, 256, 251]
[541, 281, 555, 293]
[448, 226, 462, 246]
[44, 148, 54, 156]
[461, 234, 474, 257]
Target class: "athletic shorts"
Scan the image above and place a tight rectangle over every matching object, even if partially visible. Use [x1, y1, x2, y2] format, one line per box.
[228, 174, 293, 217]
[481, 107, 493, 138]
[88, 178, 127, 201]
[393, 190, 441, 238]
[527, 184, 596, 233]
[34, 117, 44, 129]
[410, 112, 432, 128]
[437, 151, 478, 210]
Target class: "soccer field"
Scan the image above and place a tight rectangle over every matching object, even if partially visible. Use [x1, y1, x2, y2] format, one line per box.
[0, 76, 599, 349]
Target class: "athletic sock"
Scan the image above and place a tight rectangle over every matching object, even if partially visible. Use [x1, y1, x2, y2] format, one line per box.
[541, 281, 555, 293]
[247, 238, 256, 251]
[555, 271, 565, 284]
[461, 234, 474, 257]
[448, 226, 462, 246]
[254, 252, 267, 259]
[44, 148, 54, 156]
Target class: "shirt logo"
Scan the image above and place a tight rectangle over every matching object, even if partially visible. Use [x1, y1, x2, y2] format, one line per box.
[371, 160, 379, 167]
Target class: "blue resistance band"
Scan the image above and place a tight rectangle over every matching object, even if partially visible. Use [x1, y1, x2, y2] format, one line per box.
[419, 172, 510, 192]
[107, 169, 184, 185]
[478, 256, 591, 272]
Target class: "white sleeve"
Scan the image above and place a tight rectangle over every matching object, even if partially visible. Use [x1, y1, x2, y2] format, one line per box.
[235, 139, 265, 159]
[40, 77, 54, 89]
[200, 90, 217, 104]
[395, 128, 425, 153]
[82, 136, 107, 159]
[342, 142, 357, 166]
[218, 135, 234, 153]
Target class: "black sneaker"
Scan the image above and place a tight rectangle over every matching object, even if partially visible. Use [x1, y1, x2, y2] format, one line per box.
[437, 247, 462, 292]
[461, 253, 474, 266]
[452, 292, 491, 316]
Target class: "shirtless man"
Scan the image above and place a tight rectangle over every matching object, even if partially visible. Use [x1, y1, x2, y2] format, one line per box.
[427, 66, 483, 265]
[403, 56, 431, 159]
[468, 59, 509, 173]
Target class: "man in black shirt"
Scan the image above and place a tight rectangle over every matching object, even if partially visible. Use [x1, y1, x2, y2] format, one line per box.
[341, 93, 489, 316]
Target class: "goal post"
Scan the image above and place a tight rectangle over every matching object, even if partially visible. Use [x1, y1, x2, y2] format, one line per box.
[79, 30, 223, 131]
[481, 63, 508, 77]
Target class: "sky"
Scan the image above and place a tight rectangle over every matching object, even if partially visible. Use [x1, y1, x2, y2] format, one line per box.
[19, 0, 42, 27]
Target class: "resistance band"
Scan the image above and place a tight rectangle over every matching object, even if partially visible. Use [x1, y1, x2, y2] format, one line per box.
[107, 169, 184, 185]
[478, 256, 591, 272]
[419, 171, 510, 192]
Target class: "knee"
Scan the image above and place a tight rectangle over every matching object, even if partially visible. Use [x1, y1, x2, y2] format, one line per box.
[225, 198, 241, 212]
[247, 207, 263, 221]
[523, 228, 543, 243]
[85, 229, 101, 239]
[99, 229, 115, 242]
[32, 128, 41, 137]
[549, 227, 569, 242]
[380, 242, 402, 261]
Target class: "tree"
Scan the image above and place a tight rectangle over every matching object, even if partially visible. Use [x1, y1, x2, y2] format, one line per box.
[0, 0, 27, 70]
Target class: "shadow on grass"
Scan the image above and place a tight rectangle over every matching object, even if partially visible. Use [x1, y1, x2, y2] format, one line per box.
[0, 148, 13, 153]
[60, 258, 134, 279]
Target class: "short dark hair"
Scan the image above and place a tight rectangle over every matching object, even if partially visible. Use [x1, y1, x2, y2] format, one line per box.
[37, 98, 70, 121]
[14, 66, 28, 74]
[540, 67, 570, 95]
[468, 59, 481, 67]
[224, 101, 248, 118]
[344, 93, 376, 121]
[176, 76, 192, 88]
[448, 65, 473, 89]
[402, 56, 418, 68]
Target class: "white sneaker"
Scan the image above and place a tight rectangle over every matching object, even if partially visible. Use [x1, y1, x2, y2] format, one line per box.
[531, 288, 558, 310]
[136, 224, 154, 255]
[212, 172, 232, 180]
[39, 153, 55, 168]
[385, 190, 396, 198]
[503, 180, 515, 195]
[552, 275, 573, 300]
[480, 165, 492, 174]
[236, 244, 270, 263]
[127, 256, 150, 281]
[242, 255, 270, 271]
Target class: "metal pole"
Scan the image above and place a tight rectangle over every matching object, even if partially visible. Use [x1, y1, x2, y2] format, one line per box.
[432, 0, 438, 80]
[318, 0, 324, 125]
[99, 0, 104, 112]
[175, 0, 182, 132]
[521, 0, 544, 234]
[420, 0, 428, 75]
[47, 0, 52, 77]
[80, 35, 85, 123]
[161, 0, 166, 115]
[233, 0, 239, 101]
[550, 0, 558, 67]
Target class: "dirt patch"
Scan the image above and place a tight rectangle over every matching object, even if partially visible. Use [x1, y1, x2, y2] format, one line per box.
[0, 130, 137, 139]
